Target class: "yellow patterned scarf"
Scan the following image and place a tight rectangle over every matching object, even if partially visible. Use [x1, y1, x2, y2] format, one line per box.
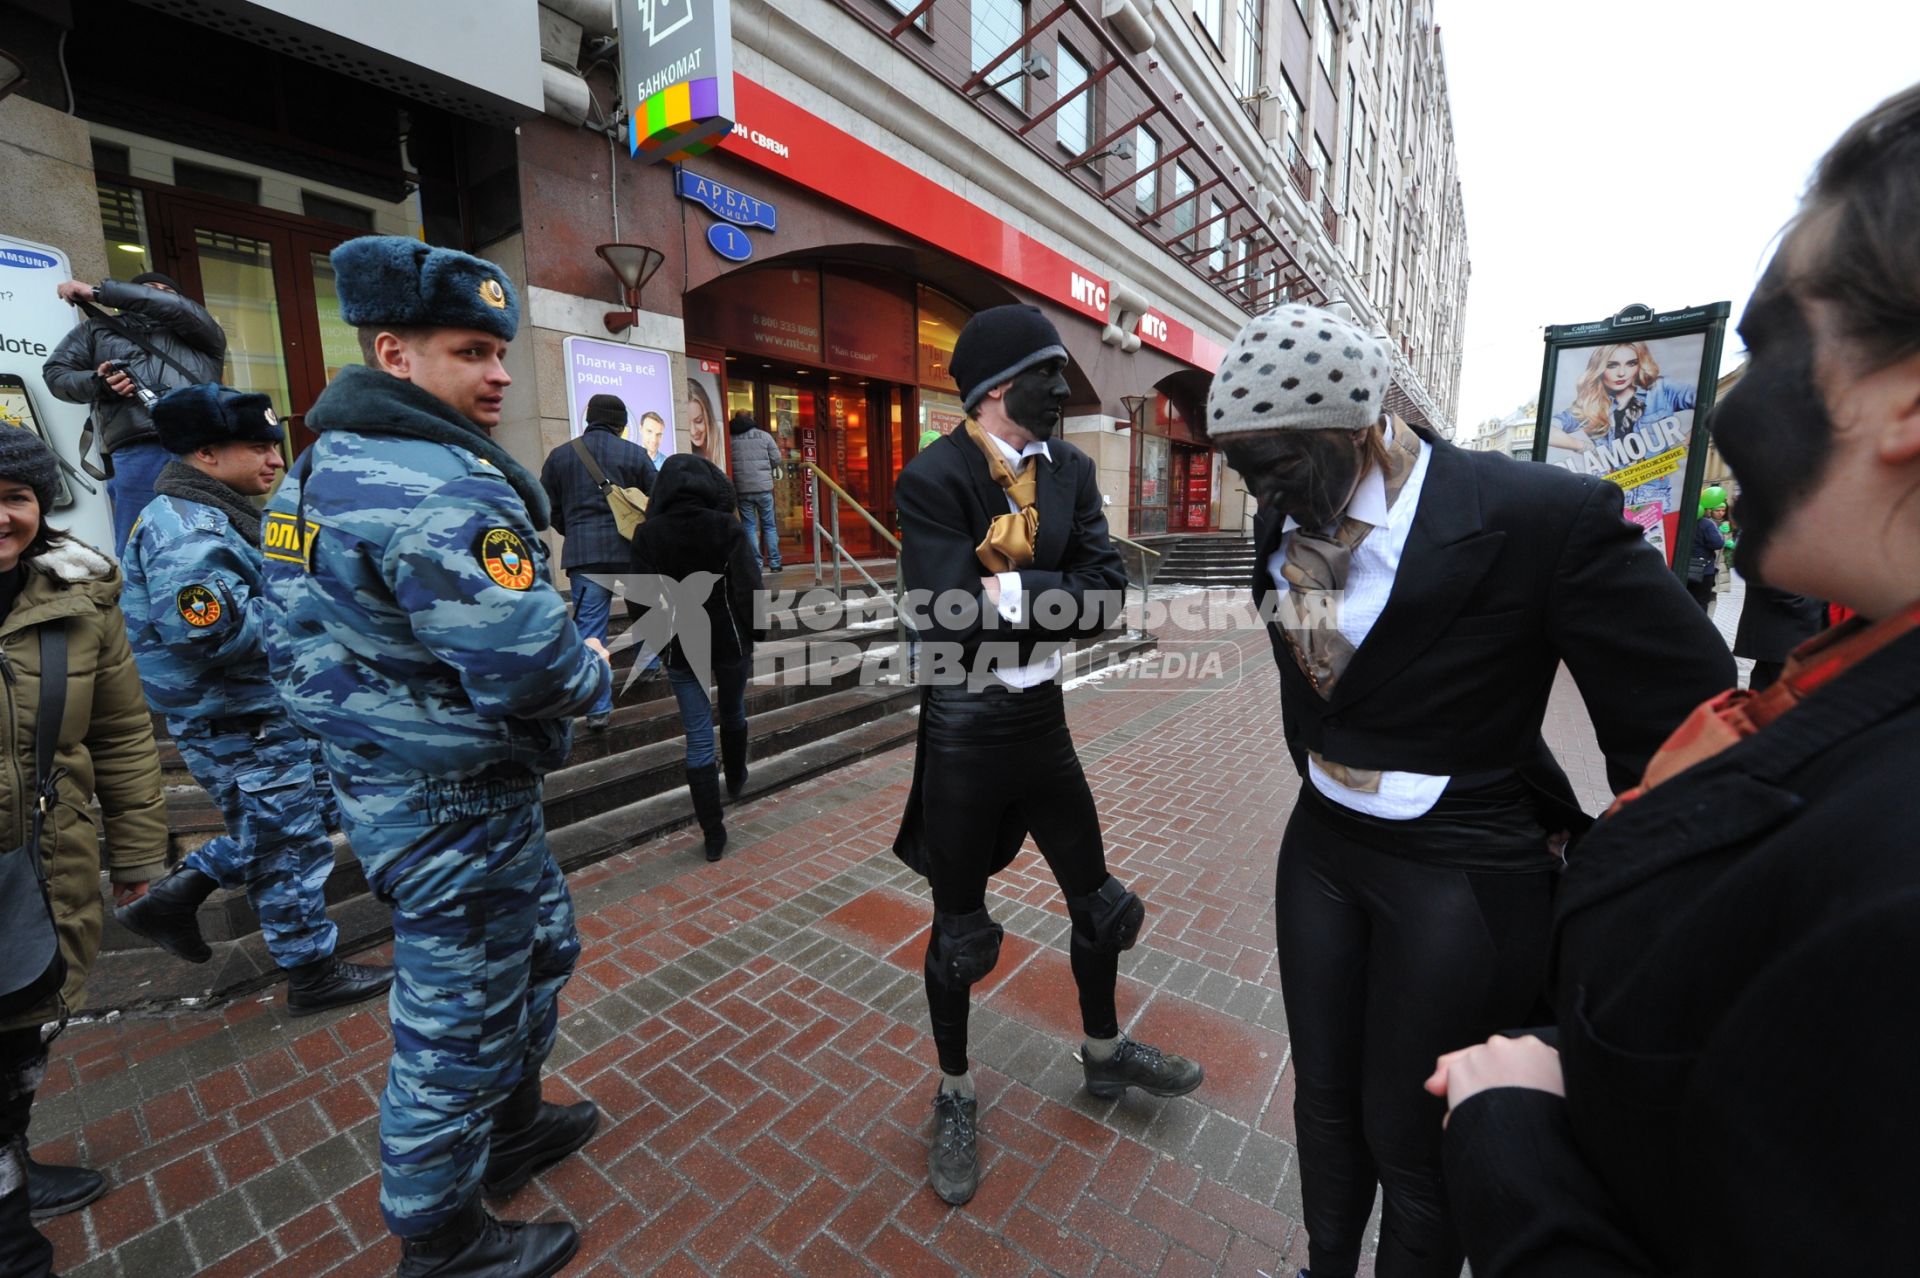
[966, 418, 1040, 572]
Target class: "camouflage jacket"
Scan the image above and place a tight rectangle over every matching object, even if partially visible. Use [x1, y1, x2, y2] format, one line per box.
[122, 488, 280, 722]
[261, 366, 608, 824]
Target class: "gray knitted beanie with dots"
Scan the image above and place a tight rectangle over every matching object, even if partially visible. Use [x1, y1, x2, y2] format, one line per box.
[1205, 303, 1392, 437]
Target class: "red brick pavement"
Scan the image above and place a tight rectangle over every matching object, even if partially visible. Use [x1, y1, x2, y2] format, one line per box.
[28, 591, 1628, 1277]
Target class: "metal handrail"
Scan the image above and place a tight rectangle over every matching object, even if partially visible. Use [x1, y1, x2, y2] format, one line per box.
[1107, 531, 1159, 639]
[1109, 532, 1160, 558]
[800, 461, 908, 681]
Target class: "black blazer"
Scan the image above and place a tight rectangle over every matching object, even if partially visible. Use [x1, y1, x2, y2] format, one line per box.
[895, 430, 1125, 669]
[1254, 430, 1734, 832]
[1732, 582, 1826, 663]
[1443, 624, 1920, 1275]
[891, 429, 1126, 877]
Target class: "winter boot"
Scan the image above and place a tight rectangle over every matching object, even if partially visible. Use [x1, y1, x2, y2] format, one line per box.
[482, 1076, 601, 1199]
[927, 1089, 979, 1206]
[395, 1194, 577, 1278]
[720, 724, 750, 800]
[0, 1139, 53, 1278]
[286, 956, 395, 1018]
[114, 865, 218, 963]
[686, 763, 728, 862]
[26, 1155, 105, 1221]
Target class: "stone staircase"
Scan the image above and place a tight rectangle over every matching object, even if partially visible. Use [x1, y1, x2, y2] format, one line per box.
[87, 572, 1156, 1010]
[1146, 534, 1259, 589]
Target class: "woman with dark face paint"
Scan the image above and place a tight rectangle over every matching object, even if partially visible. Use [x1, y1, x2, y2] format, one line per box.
[1212, 302, 1732, 1278]
[1431, 82, 1920, 1277]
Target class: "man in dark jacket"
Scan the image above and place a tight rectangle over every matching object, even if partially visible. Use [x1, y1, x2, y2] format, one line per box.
[893, 304, 1203, 1209]
[41, 272, 226, 552]
[727, 410, 784, 573]
[540, 393, 656, 729]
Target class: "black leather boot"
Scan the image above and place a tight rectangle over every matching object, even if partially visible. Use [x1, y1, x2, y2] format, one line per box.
[720, 724, 750, 800]
[26, 1156, 105, 1221]
[395, 1194, 578, 1278]
[286, 956, 395, 1018]
[482, 1076, 600, 1199]
[0, 1140, 54, 1278]
[686, 763, 727, 862]
[114, 865, 217, 963]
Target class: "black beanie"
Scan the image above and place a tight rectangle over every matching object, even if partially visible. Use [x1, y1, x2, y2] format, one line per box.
[949, 304, 1068, 413]
[0, 428, 61, 513]
[585, 393, 629, 429]
[130, 271, 183, 292]
[151, 384, 285, 454]
[728, 411, 756, 437]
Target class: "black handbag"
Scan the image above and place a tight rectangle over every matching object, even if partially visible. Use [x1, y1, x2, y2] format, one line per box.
[0, 625, 70, 1018]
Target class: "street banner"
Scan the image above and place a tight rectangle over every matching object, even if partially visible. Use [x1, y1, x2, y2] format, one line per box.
[562, 336, 676, 468]
[1531, 302, 1730, 575]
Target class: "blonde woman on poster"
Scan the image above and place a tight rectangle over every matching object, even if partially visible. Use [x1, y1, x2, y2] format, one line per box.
[684, 377, 725, 470]
[1549, 341, 1696, 511]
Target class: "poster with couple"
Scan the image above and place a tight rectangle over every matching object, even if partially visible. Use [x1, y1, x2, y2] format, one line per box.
[562, 337, 728, 474]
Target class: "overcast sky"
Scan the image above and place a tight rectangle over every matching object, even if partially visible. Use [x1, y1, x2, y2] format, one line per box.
[1440, 0, 1919, 428]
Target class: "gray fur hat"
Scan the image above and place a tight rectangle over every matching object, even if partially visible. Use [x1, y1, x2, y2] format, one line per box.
[1206, 303, 1392, 437]
[331, 236, 519, 342]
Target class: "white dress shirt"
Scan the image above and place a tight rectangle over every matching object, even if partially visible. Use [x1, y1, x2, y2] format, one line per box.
[1264, 423, 1449, 818]
[981, 431, 1064, 689]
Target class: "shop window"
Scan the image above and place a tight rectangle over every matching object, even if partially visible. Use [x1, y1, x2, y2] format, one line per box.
[97, 181, 153, 277]
[916, 285, 970, 391]
[174, 160, 261, 206]
[1055, 42, 1091, 155]
[972, 0, 1027, 107]
[301, 192, 375, 232]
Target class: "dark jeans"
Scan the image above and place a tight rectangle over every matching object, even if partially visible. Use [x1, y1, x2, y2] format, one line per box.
[739, 490, 781, 570]
[1276, 796, 1556, 1278]
[107, 440, 170, 555]
[666, 658, 748, 768]
[919, 681, 1116, 1074]
[567, 568, 619, 717]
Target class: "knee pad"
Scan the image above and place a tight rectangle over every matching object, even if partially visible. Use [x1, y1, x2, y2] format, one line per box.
[1067, 876, 1145, 956]
[925, 908, 1004, 993]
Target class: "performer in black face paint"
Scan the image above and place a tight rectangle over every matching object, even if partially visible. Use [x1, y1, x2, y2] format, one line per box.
[1432, 79, 1920, 1278]
[1210, 301, 1732, 1278]
[892, 304, 1203, 1208]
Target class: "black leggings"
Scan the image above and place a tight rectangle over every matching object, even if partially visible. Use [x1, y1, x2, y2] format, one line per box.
[1276, 798, 1556, 1278]
[920, 683, 1116, 1074]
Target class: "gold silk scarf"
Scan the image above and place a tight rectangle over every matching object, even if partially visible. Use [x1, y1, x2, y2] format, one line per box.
[966, 418, 1040, 572]
[1274, 423, 1421, 792]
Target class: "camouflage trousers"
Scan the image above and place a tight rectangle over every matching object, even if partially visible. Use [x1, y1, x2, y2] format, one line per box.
[171, 716, 341, 970]
[350, 803, 579, 1237]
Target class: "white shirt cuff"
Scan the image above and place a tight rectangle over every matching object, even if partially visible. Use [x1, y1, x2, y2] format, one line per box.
[994, 572, 1024, 624]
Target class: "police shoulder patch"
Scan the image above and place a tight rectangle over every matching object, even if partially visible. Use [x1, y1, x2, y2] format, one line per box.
[475, 527, 536, 591]
[177, 584, 224, 628]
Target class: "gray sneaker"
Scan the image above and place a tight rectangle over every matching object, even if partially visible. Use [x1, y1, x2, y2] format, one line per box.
[927, 1090, 979, 1205]
[1082, 1037, 1204, 1099]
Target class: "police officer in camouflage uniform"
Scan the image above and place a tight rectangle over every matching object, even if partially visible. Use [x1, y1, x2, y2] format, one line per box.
[116, 383, 393, 1017]
[260, 237, 610, 1278]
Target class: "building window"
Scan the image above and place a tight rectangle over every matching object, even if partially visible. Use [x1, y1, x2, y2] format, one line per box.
[1337, 69, 1355, 209]
[972, 0, 1027, 107]
[1173, 163, 1198, 242]
[97, 181, 152, 277]
[174, 160, 261, 206]
[1134, 126, 1160, 211]
[1055, 42, 1091, 154]
[1196, 0, 1225, 47]
[1280, 74, 1305, 167]
[1314, 137, 1333, 200]
[1315, 0, 1336, 79]
[1233, 0, 1262, 104]
[883, 0, 930, 31]
[302, 192, 375, 232]
[1207, 200, 1227, 274]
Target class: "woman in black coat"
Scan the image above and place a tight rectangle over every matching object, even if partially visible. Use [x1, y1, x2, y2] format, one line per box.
[1427, 82, 1920, 1276]
[1732, 582, 1825, 690]
[628, 455, 762, 861]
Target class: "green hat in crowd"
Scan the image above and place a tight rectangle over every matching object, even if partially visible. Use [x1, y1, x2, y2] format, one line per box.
[1699, 485, 1729, 516]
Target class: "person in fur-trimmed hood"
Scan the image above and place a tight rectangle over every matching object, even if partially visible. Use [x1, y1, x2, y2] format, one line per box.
[0, 428, 168, 1272]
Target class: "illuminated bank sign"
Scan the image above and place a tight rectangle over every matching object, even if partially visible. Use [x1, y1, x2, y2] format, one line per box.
[619, 0, 736, 164]
[676, 168, 775, 262]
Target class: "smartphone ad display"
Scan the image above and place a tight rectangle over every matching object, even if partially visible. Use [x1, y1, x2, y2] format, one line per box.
[0, 233, 111, 551]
